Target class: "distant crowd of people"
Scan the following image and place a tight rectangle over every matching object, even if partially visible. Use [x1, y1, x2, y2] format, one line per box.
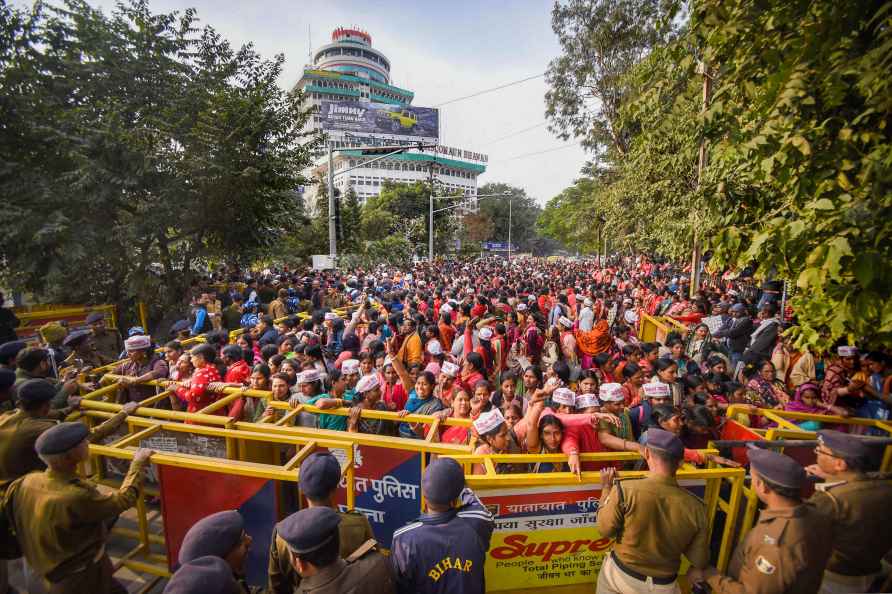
[0, 255, 890, 593]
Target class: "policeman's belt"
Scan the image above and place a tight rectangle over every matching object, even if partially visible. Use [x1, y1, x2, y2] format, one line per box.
[611, 552, 676, 585]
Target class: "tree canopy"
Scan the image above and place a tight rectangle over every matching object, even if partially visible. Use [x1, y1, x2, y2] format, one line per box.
[0, 0, 319, 311]
[539, 0, 892, 349]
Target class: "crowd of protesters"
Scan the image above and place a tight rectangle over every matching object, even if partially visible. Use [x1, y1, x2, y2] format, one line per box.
[2, 255, 892, 593]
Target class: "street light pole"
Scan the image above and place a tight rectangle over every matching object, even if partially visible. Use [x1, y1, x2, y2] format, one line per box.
[429, 190, 434, 262]
[327, 143, 336, 260]
[507, 196, 512, 261]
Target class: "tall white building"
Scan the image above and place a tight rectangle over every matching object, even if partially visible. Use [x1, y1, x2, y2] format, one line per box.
[293, 27, 486, 210]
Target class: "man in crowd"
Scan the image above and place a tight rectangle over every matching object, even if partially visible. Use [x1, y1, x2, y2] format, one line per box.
[13, 348, 81, 410]
[713, 303, 754, 369]
[114, 334, 169, 404]
[390, 457, 494, 594]
[86, 312, 122, 364]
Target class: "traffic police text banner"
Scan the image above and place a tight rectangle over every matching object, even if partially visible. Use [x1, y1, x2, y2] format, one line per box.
[478, 484, 611, 590]
[326, 444, 422, 549]
[319, 101, 439, 142]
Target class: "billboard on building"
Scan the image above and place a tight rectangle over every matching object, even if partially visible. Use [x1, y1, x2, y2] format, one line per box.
[319, 100, 439, 142]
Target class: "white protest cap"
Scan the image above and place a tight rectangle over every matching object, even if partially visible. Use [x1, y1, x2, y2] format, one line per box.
[355, 374, 380, 393]
[576, 393, 600, 409]
[599, 382, 625, 402]
[426, 340, 443, 356]
[341, 359, 360, 375]
[478, 327, 494, 341]
[558, 316, 573, 329]
[516, 303, 528, 311]
[583, 298, 594, 307]
[473, 407, 506, 435]
[441, 361, 460, 378]
[642, 381, 671, 399]
[324, 312, 339, 321]
[298, 369, 321, 384]
[552, 387, 576, 407]
[440, 303, 453, 315]
[837, 346, 857, 358]
[124, 335, 152, 351]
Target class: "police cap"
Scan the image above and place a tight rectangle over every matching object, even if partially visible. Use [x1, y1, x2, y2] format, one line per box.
[645, 428, 684, 459]
[276, 507, 341, 555]
[85, 312, 105, 325]
[747, 446, 806, 489]
[0, 368, 15, 391]
[818, 429, 871, 461]
[178, 510, 244, 565]
[163, 556, 239, 594]
[16, 379, 56, 406]
[62, 329, 90, 348]
[35, 422, 89, 455]
[422, 458, 465, 505]
[170, 320, 191, 334]
[0, 340, 26, 365]
[298, 453, 341, 499]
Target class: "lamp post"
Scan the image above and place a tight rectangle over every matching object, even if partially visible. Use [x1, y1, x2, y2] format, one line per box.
[428, 191, 512, 260]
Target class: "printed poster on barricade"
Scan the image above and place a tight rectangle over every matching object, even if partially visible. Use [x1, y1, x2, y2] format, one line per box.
[477, 484, 611, 590]
[326, 444, 421, 549]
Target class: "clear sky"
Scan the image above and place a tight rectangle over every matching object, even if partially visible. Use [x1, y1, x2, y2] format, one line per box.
[41, 0, 590, 204]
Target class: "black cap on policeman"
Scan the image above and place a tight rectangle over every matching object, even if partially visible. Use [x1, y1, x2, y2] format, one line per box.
[422, 458, 465, 506]
[818, 429, 871, 461]
[16, 379, 57, 407]
[85, 312, 105, 325]
[62, 329, 90, 348]
[178, 510, 245, 565]
[35, 422, 89, 456]
[747, 446, 806, 489]
[163, 556, 239, 594]
[299, 453, 341, 500]
[276, 507, 341, 555]
[0, 368, 16, 392]
[0, 340, 26, 365]
[645, 428, 684, 460]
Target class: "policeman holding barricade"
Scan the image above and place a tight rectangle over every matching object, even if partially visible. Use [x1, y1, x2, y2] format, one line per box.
[596, 428, 709, 594]
[390, 457, 494, 594]
[687, 446, 833, 593]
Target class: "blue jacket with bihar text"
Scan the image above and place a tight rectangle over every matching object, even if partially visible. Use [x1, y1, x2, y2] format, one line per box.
[390, 487, 494, 594]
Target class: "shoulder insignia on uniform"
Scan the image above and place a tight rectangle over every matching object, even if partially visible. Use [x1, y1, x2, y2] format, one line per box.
[345, 539, 377, 562]
[755, 556, 776, 575]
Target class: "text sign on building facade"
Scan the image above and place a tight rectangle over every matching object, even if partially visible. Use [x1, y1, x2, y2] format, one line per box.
[320, 100, 439, 142]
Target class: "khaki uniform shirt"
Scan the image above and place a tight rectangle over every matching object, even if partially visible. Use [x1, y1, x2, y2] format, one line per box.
[267, 510, 375, 594]
[0, 410, 126, 492]
[5, 455, 147, 581]
[91, 329, 123, 365]
[707, 504, 832, 593]
[809, 476, 892, 576]
[596, 474, 709, 578]
[269, 299, 288, 321]
[297, 547, 395, 594]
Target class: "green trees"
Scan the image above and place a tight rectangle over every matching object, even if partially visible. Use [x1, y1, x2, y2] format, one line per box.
[540, 0, 892, 348]
[695, 0, 892, 349]
[0, 0, 319, 310]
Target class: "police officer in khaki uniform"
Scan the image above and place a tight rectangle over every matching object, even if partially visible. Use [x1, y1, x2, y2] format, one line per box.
[276, 506, 393, 594]
[267, 452, 374, 594]
[4, 422, 153, 593]
[0, 382, 139, 490]
[806, 430, 892, 593]
[177, 510, 256, 594]
[596, 428, 709, 594]
[687, 446, 833, 593]
[86, 312, 123, 365]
